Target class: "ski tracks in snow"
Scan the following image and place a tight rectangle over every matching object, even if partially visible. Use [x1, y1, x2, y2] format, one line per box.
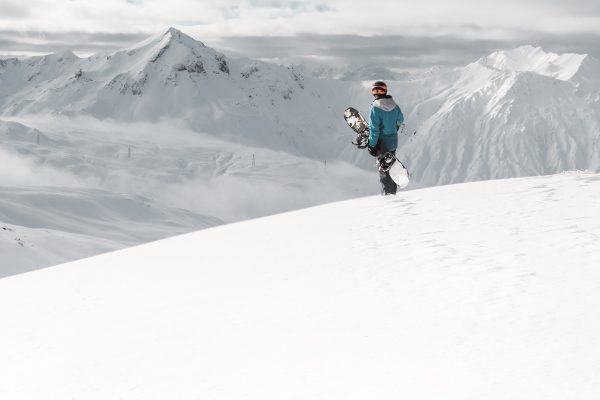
[347, 172, 600, 298]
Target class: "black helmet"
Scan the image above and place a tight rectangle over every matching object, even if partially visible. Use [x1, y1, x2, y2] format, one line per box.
[371, 81, 388, 95]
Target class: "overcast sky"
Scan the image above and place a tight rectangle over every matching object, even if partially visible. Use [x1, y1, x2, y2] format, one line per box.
[2, 0, 600, 69]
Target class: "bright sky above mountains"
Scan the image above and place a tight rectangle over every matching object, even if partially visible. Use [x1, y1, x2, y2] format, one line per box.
[1, 0, 600, 69]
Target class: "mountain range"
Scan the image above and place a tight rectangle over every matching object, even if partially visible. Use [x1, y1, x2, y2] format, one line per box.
[395, 45, 600, 185]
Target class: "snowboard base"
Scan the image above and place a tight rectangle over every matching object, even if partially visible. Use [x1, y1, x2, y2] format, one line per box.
[388, 158, 410, 189]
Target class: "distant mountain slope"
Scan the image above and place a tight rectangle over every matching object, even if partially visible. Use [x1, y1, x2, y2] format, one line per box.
[0, 186, 222, 277]
[1, 172, 600, 399]
[394, 46, 600, 186]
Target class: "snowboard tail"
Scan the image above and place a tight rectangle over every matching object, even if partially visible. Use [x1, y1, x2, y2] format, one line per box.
[386, 155, 410, 189]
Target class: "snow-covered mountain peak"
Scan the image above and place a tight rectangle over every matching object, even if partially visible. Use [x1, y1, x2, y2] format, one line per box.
[80, 27, 234, 104]
[126, 26, 207, 54]
[116, 26, 219, 72]
[481, 46, 556, 70]
[479, 45, 588, 80]
[164, 26, 194, 40]
[45, 50, 79, 62]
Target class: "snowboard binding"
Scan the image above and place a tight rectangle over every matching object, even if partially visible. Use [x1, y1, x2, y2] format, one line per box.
[352, 135, 369, 149]
[377, 152, 396, 173]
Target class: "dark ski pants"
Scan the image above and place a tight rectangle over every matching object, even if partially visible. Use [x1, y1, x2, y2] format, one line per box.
[377, 150, 397, 195]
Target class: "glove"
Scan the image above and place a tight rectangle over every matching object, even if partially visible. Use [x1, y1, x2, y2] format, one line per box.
[367, 145, 377, 157]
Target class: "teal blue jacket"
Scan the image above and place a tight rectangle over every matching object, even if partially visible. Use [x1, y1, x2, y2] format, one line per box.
[369, 96, 404, 151]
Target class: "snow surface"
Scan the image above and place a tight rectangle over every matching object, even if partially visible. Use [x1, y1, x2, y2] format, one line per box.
[1, 172, 600, 399]
[0, 186, 221, 277]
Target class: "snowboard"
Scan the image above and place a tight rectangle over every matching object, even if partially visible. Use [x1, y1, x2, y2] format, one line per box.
[343, 107, 410, 189]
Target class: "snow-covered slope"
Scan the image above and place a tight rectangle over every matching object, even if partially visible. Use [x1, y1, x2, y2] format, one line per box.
[1, 172, 600, 399]
[0, 116, 377, 274]
[0, 222, 121, 278]
[0, 186, 222, 277]
[395, 46, 600, 186]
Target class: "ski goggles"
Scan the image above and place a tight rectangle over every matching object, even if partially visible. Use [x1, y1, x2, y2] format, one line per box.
[372, 87, 387, 95]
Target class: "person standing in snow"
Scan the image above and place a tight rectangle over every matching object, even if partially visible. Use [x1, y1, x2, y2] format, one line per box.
[367, 81, 404, 195]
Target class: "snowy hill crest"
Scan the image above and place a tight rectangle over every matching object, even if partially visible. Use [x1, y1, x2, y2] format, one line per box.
[2, 172, 600, 399]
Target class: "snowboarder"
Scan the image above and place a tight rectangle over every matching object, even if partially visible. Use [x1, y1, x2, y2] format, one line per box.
[367, 81, 404, 195]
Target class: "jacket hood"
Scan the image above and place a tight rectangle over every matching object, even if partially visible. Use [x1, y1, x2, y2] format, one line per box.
[372, 96, 397, 112]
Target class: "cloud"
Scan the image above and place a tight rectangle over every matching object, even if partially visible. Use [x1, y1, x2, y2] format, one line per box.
[3, 26, 600, 72]
[1, 1, 600, 69]
[247, 0, 332, 12]
[213, 32, 600, 70]
[527, 0, 600, 16]
[249, 0, 304, 9]
[0, 147, 82, 187]
[0, 1, 30, 17]
[315, 4, 332, 12]
[0, 30, 147, 55]
[2, 0, 597, 40]
[2, 115, 377, 223]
